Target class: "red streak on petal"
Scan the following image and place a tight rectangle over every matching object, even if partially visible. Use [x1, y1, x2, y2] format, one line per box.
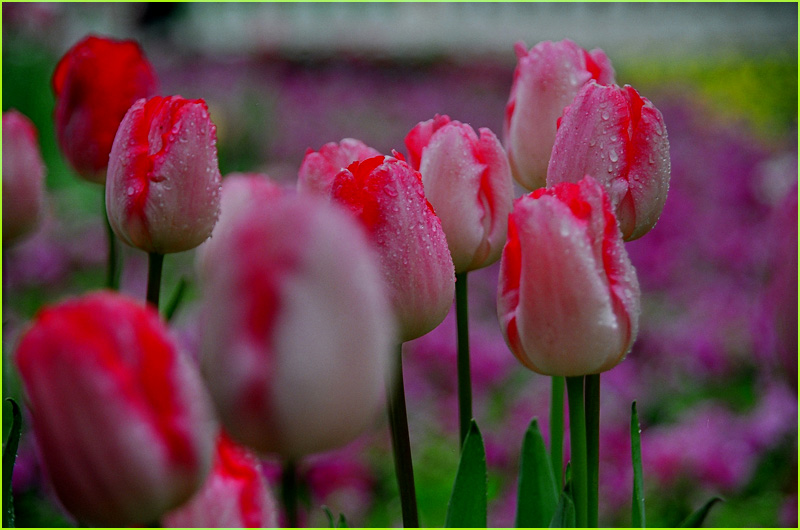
[582, 49, 604, 82]
[215, 434, 264, 527]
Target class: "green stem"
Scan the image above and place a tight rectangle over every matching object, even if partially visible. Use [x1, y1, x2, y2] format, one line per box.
[585, 373, 600, 527]
[386, 344, 419, 527]
[281, 459, 299, 528]
[550, 376, 565, 490]
[455, 271, 472, 449]
[566, 376, 588, 528]
[146, 252, 164, 310]
[102, 197, 119, 290]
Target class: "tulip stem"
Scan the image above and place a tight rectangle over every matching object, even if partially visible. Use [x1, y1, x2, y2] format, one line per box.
[281, 459, 299, 528]
[585, 373, 600, 527]
[550, 376, 565, 490]
[102, 197, 120, 290]
[386, 344, 419, 527]
[146, 252, 164, 310]
[566, 375, 588, 528]
[455, 271, 472, 449]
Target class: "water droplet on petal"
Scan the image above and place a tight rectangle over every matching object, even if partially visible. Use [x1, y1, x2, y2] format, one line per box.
[609, 150, 618, 163]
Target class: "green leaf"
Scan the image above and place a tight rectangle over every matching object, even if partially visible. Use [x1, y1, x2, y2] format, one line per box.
[444, 420, 487, 528]
[516, 418, 558, 527]
[549, 474, 576, 528]
[337, 512, 348, 528]
[165, 277, 189, 322]
[679, 496, 724, 527]
[631, 401, 645, 528]
[3, 398, 22, 528]
[322, 506, 335, 528]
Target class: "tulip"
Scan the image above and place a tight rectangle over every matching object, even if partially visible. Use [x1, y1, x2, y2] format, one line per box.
[330, 154, 455, 342]
[52, 35, 158, 182]
[497, 175, 640, 377]
[199, 192, 395, 458]
[105, 95, 222, 255]
[163, 433, 278, 528]
[405, 114, 513, 272]
[547, 82, 671, 241]
[504, 39, 615, 191]
[298, 138, 381, 196]
[13, 291, 217, 526]
[2, 110, 46, 245]
[196, 172, 283, 274]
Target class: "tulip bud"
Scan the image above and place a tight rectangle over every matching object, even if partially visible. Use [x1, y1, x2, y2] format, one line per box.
[199, 192, 395, 458]
[331, 154, 455, 341]
[105, 95, 222, 254]
[196, 173, 283, 274]
[13, 291, 217, 526]
[504, 39, 615, 191]
[52, 35, 158, 182]
[298, 138, 381, 196]
[3, 110, 46, 245]
[163, 432, 278, 528]
[547, 82, 671, 241]
[405, 114, 514, 272]
[497, 176, 640, 377]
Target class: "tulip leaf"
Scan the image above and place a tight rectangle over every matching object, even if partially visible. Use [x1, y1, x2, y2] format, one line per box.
[516, 418, 558, 527]
[444, 420, 487, 528]
[679, 496, 724, 527]
[165, 277, 189, 322]
[549, 473, 576, 528]
[337, 513, 348, 528]
[322, 506, 349, 528]
[631, 401, 645, 528]
[3, 398, 22, 528]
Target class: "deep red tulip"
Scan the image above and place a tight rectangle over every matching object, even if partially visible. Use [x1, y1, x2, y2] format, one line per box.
[298, 138, 381, 196]
[199, 192, 395, 458]
[331, 154, 455, 341]
[105, 95, 222, 254]
[163, 433, 278, 528]
[547, 82, 671, 240]
[14, 291, 217, 526]
[52, 35, 158, 182]
[2, 110, 46, 245]
[497, 176, 640, 376]
[504, 39, 615, 191]
[405, 114, 513, 272]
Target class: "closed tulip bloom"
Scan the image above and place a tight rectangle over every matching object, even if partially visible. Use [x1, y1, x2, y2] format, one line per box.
[199, 192, 395, 458]
[106, 95, 222, 254]
[52, 35, 158, 182]
[405, 114, 513, 272]
[547, 82, 671, 241]
[13, 291, 217, 526]
[3, 110, 46, 245]
[497, 176, 640, 377]
[163, 433, 278, 528]
[504, 39, 615, 191]
[298, 138, 381, 196]
[331, 154, 455, 341]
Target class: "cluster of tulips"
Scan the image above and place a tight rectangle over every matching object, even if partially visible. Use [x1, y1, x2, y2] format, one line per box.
[3, 34, 673, 528]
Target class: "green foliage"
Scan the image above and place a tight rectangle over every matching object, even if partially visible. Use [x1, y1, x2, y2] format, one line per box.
[515, 418, 558, 528]
[679, 496, 724, 528]
[3, 399, 23, 528]
[444, 420, 487, 528]
[549, 475, 576, 528]
[631, 402, 645, 528]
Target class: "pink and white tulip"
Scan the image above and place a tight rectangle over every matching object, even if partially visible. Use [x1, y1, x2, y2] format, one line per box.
[199, 192, 395, 458]
[105, 95, 222, 254]
[298, 138, 381, 196]
[163, 433, 278, 528]
[497, 176, 640, 377]
[13, 291, 217, 526]
[547, 82, 671, 240]
[405, 114, 513, 272]
[504, 39, 615, 191]
[3, 110, 46, 245]
[52, 35, 158, 182]
[331, 154, 455, 341]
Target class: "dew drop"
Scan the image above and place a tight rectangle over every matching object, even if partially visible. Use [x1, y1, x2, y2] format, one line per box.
[609, 150, 618, 163]
[126, 186, 135, 196]
[384, 185, 398, 198]
[601, 111, 610, 121]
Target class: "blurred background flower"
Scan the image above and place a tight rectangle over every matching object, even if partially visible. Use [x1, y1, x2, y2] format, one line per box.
[3, 3, 796, 527]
